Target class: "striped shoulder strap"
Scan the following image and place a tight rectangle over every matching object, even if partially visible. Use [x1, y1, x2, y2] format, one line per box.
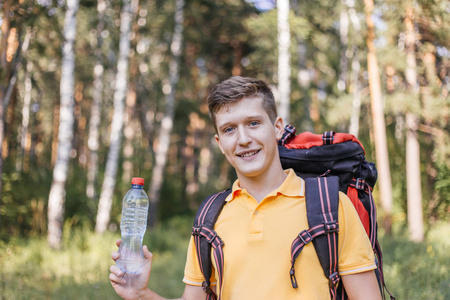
[290, 176, 342, 299]
[192, 189, 231, 300]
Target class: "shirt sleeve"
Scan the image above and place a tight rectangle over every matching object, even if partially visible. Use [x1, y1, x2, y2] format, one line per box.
[338, 192, 377, 275]
[183, 235, 217, 286]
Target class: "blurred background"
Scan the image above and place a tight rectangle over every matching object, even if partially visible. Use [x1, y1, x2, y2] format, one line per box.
[0, 0, 449, 299]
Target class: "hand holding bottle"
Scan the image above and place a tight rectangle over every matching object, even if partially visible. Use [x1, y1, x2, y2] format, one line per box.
[110, 239, 153, 300]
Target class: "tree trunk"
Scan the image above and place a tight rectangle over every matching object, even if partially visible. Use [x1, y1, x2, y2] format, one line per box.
[231, 40, 243, 76]
[338, 0, 349, 92]
[0, 0, 12, 203]
[0, 0, 11, 72]
[184, 112, 203, 198]
[95, 0, 137, 233]
[122, 1, 140, 183]
[348, 4, 362, 137]
[122, 85, 137, 182]
[291, 0, 313, 132]
[51, 101, 60, 166]
[47, 0, 79, 249]
[277, 0, 291, 124]
[422, 46, 437, 88]
[364, 0, 393, 234]
[349, 45, 361, 137]
[17, 60, 33, 172]
[406, 113, 424, 242]
[404, 7, 424, 242]
[86, 0, 106, 201]
[147, 0, 184, 228]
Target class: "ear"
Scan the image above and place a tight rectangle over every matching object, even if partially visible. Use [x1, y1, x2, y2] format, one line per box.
[215, 134, 225, 154]
[274, 117, 284, 140]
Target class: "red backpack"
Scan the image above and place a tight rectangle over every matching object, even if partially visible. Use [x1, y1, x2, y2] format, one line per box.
[192, 125, 394, 300]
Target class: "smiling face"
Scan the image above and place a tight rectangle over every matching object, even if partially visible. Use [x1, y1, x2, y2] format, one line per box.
[214, 96, 284, 182]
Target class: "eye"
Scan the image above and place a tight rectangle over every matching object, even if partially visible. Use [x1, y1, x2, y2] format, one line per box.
[249, 121, 260, 127]
[223, 127, 234, 134]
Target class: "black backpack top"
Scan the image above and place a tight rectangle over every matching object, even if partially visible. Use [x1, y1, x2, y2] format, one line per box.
[191, 125, 394, 300]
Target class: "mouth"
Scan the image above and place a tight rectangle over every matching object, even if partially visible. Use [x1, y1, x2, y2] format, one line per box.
[237, 149, 260, 158]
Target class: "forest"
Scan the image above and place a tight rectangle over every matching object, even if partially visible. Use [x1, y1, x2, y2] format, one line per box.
[0, 0, 449, 299]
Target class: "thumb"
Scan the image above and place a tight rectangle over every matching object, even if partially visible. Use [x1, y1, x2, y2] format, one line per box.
[143, 245, 153, 261]
[142, 245, 153, 279]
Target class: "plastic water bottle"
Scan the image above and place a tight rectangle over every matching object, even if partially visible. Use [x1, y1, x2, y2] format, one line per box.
[116, 177, 149, 274]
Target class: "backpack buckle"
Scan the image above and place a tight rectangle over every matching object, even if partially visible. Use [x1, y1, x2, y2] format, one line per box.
[322, 131, 335, 145]
[356, 178, 365, 190]
[324, 221, 339, 234]
[192, 225, 202, 236]
[285, 124, 296, 134]
[206, 230, 224, 248]
[207, 231, 218, 244]
[202, 281, 213, 294]
[279, 125, 297, 146]
[290, 267, 298, 288]
[298, 230, 313, 245]
[328, 271, 340, 288]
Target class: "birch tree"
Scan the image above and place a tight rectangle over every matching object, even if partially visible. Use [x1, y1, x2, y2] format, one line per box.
[121, 2, 141, 184]
[17, 60, 33, 172]
[338, 0, 349, 92]
[147, 0, 184, 228]
[277, 0, 291, 124]
[404, 6, 424, 242]
[364, 0, 393, 234]
[348, 2, 362, 137]
[86, 0, 107, 201]
[95, 0, 138, 233]
[47, 0, 79, 249]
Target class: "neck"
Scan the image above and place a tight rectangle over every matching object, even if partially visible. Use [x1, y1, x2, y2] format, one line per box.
[237, 165, 287, 203]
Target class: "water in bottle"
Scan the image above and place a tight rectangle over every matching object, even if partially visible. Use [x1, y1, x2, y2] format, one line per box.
[116, 177, 149, 274]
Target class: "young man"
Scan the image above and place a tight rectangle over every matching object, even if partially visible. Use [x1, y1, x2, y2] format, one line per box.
[109, 76, 382, 300]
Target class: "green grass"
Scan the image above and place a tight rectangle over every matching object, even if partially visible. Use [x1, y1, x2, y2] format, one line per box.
[380, 221, 450, 300]
[0, 230, 120, 299]
[0, 217, 191, 300]
[0, 218, 448, 299]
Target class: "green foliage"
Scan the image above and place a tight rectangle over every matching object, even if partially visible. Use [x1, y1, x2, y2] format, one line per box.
[1, 0, 448, 260]
[0, 229, 120, 299]
[0, 217, 191, 299]
[1, 217, 448, 299]
[380, 222, 450, 300]
[431, 162, 450, 221]
[0, 163, 52, 237]
[145, 217, 192, 297]
[244, 9, 278, 77]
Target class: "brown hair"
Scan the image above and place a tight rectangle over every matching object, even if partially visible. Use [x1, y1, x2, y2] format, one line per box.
[207, 76, 278, 131]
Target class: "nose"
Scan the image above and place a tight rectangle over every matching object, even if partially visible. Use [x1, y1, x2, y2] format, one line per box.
[237, 126, 252, 146]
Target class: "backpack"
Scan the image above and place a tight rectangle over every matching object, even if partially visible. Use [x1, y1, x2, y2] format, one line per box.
[191, 125, 394, 300]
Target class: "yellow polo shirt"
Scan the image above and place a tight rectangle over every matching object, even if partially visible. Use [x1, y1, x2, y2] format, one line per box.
[183, 169, 376, 299]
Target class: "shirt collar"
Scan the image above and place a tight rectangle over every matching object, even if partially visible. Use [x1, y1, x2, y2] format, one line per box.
[227, 169, 304, 202]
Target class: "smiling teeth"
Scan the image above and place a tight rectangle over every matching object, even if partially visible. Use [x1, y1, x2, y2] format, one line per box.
[240, 150, 258, 157]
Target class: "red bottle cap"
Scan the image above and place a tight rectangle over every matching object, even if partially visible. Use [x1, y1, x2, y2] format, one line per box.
[131, 177, 145, 185]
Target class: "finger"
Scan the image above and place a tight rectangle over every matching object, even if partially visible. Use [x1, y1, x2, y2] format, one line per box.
[110, 265, 124, 277]
[109, 271, 126, 285]
[115, 239, 122, 247]
[111, 250, 120, 261]
[143, 245, 153, 261]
